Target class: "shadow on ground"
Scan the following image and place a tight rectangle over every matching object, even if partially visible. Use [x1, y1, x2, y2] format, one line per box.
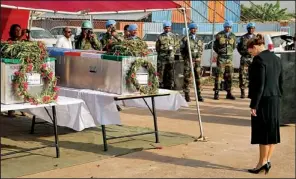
[0, 114, 195, 178]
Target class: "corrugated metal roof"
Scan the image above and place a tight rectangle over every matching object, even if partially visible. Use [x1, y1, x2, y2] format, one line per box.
[37, 12, 151, 21]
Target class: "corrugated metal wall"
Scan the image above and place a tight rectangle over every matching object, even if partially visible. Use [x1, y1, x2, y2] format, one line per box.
[143, 22, 163, 37]
[208, 1, 225, 23]
[225, 0, 240, 22]
[151, 11, 172, 23]
[172, 1, 191, 23]
[238, 23, 280, 32]
[171, 23, 186, 35]
[191, 1, 208, 23]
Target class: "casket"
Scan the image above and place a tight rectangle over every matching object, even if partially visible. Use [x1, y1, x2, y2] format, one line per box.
[1, 57, 56, 104]
[50, 49, 157, 95]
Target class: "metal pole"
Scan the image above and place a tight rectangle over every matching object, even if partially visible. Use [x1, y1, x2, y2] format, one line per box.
[209, 1, 217, 77]
[182, 8, 206, 141]
[89, 15, 93, 26]
[28, 10, 34, 30]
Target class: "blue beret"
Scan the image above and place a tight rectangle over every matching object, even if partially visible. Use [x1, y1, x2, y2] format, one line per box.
[188, 23, 198, 29]
[127, 24, 138, 31]
[224, 20, 233, 27]
[247, 22, 256, 29]
[163, 21, 172, 27]
[106, 20, 116, 27]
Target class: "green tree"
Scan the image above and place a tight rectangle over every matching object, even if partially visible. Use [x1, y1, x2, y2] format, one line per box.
[241, 1, 295, 22]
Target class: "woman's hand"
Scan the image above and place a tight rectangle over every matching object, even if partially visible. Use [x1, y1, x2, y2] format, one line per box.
[251, 108, 257, 116]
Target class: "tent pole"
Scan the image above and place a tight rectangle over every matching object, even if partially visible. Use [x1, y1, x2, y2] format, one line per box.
[181, 8, 207, 142]
[209, 1, 217, 77]
[28, 10, 34, 29]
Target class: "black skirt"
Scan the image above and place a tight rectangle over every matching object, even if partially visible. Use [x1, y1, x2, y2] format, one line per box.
[251, 96, 281, 145]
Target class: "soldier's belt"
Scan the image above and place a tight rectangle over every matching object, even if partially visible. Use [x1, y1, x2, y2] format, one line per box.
[218, 54, 232, 58]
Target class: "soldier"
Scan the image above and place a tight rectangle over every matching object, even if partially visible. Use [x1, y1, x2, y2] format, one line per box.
[100, 20, 123, 51]
[123, 25, 130, 40]
[155, 21, 178, 90]
[75, 20, 101, 50]
[213, 20, 236, 100]
[237, 22, 256, 98]
[180, 23, 204, 102]
[127, 24, 142, 40]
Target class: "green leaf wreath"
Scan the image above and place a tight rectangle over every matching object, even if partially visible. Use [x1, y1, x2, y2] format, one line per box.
[126, 59, 159, 94]
[107, 39, 150, 57]
[1, 41, 59, 105]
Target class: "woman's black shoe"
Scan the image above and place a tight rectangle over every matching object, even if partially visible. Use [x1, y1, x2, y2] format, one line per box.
[248, 163, 270, 174]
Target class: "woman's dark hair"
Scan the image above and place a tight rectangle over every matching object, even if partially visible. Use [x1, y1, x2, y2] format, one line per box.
[9, 24, 21, 38]
[247, 34, 265, 49]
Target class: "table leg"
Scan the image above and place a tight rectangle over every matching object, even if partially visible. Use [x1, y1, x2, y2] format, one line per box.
[101, 125, 108, 151]
[151, 97, 159, 143]
[30, 115, 36, 134]
[52, 106, 60, 158]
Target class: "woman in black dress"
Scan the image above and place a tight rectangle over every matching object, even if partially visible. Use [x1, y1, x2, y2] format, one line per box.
[247, 34, 283, 174]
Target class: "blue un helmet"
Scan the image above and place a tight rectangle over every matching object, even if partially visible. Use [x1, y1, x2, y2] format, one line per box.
[106, 20, 116, 28]
[246, 22, 256, 30]
[163, 21, 172, 28]
[127, 24, 138, 31]
[223, 20, 233, 28]
[188, 23, 198, 29]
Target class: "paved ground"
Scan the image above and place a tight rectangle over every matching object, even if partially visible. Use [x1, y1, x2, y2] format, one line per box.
[20, 87, 295, 178]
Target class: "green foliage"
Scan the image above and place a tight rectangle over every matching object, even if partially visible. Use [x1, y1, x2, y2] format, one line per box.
[107, 39, 150, 57]
[241, 1, 295, 22]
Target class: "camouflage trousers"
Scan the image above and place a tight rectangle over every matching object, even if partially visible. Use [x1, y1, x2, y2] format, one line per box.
[239, 56, 252, 90]
[214, 55, 234, 91]
[157, 62, 175, 89]
[183, 58, 202, 93]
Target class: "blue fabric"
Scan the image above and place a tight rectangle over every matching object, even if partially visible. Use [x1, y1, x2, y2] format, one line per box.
[105, 20, 116, 27]
[128, 24, 138, 31]
[224, 20, 233, 27]
[247, 22, 256, 29]
[163, 21, 172, 27]
[188, 23, 198, 29]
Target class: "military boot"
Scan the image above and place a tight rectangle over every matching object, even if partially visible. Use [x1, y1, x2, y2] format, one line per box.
[226, 91, 236, 100]
[214, 91, 219, 100]
[240, 89, 246, 99]
[185, 93, 191, 102]
[198, 92, 204, 102]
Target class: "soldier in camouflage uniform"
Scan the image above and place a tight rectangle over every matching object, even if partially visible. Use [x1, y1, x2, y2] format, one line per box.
[180, 23, 204, 102]
[75, 20, 101, 50]
[100, 20, 123, 51]
[213, 20, 236, 100]
[155, 21, 178, 90]
[237, 22, 256, 98]
[123, 25, 130, 40]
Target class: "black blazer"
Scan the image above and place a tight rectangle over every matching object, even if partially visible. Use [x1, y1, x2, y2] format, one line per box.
[248, 50, 283, 109]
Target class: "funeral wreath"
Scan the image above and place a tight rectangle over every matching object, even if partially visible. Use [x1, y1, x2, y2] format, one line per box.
[126, 59, 159, 94]
[1, 41, 59, 104]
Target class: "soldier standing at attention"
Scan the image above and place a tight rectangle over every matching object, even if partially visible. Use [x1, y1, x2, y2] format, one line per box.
[237, 22, 256, 98]
[100, 20, 122, 51]
[180, 23, 204, 102]
[213, 20, 236, 100]
[75, 20, 101, 50]
[155, 21, 177, 90]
